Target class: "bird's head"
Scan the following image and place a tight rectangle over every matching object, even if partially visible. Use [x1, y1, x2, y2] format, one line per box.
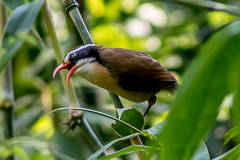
[53, 44, 97, 85]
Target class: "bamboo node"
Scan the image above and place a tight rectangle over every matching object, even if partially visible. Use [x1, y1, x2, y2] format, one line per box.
[0, 99, 13, 109]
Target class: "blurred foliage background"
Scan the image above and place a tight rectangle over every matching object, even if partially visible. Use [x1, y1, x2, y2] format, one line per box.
[0, 0, 240, 159]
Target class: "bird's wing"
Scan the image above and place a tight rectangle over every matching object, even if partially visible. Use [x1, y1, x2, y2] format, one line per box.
[99, 47, 178, 93]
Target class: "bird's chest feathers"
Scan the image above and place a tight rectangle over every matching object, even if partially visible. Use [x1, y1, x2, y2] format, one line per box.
[75, 61, 116, 90]
[74, 61, 153, 102]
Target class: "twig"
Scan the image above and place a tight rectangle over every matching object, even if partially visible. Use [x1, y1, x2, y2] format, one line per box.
[51, 107, 142, 133]
[130, 136, 147, 159]
[159, 0, 240, 15]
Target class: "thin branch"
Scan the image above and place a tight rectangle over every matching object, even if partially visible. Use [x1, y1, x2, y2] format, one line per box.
[130, 136, 147, 159]
[51, 107, 142, 133]
[159, 0, 240, 15]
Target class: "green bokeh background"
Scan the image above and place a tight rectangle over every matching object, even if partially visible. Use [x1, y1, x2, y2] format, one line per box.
[0, 0, 239, 159]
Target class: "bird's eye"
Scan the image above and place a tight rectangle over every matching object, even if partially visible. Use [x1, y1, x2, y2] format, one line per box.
[71, 53, 76, 58]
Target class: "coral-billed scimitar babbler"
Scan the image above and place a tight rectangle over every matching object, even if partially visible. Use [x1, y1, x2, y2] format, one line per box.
[53, 44, 178, 116]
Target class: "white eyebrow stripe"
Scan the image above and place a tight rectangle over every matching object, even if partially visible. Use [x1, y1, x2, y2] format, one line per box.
[68, 44, 95, 55]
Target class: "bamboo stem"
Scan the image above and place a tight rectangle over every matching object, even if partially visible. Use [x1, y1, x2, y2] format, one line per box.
[0, 63, 15, 160]
[1, 62, 14, 139]
[62, 1, 146, 159]
[130, 136, 147, 159]
[42, 0, 79, 108]
[0, 2, 15, 160]
[62, 1, 125, 109]
[42, 0, 106, 155]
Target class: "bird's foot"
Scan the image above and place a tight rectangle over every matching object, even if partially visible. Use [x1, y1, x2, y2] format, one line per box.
[62, 110, 83, 133]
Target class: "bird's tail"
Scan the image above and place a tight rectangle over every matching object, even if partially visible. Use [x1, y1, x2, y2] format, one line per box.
[163, 81, 179, 94]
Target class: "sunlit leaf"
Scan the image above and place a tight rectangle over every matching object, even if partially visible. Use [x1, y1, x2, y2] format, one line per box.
[13, 147, 29, 160]
[223, 126, 240, 146]
[159, 20, 240, 160]
[30, 115, 54, 139]
[87, 133, 139, 160]
[0, 146, 11, 158]
[111, 107, 144, 137]
[0, 0, 44, 73]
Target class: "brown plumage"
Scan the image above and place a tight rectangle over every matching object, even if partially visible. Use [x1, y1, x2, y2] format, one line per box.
[97, 46, 177, 92]
[53, 44, 178, 116]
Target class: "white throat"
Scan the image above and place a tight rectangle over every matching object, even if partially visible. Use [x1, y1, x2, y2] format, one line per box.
[75, 57, 96, 76]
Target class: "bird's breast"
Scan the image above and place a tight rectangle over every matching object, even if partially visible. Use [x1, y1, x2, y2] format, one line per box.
[74, 61, 154, 102]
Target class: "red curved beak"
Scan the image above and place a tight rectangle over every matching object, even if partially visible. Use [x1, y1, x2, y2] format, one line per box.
[53, 62, 78, 85]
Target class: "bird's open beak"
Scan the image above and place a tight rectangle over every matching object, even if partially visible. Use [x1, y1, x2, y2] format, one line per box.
[53, 62, 78, 85]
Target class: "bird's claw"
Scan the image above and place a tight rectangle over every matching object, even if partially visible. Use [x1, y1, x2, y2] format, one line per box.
[62, 110, 83, 133]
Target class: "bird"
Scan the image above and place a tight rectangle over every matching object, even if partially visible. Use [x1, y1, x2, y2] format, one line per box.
[53, 44, 178, 116]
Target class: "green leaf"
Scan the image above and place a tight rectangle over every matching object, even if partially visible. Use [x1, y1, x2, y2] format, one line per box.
[231, 65, 240, 139]
[223, 126, 240, 146]
[142, 113, 210, 160]
[142, 124, 209, 160]
[111, 107, 144, 137]
[143, 122, 210, 160]
[234, 76, 240, 124]
[192, 142, 210, 160]
[13, 146, 29, 160]
[159, 20, 240, 160]
[142, 121, 166, 142]
[0, 0, 44, 74]
[213, 144, 240, 160]
[87, 133, 139, 160]
[0, 146, 11, 158]
[2, 0, 25, 10]
[99, 145, 159, 160]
